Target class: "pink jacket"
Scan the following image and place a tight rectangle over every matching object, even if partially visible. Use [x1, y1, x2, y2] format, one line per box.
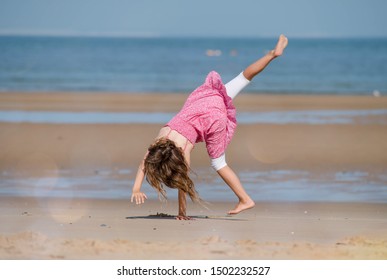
[166, 71, 237, 159]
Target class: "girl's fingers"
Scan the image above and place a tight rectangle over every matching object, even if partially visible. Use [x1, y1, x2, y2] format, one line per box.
[134, 193, 147, 204]
[131, 193, 147, 204]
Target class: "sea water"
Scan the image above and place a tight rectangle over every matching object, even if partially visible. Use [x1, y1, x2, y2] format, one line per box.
[1, 35, 387, 94]
[1, 168, 386, 203]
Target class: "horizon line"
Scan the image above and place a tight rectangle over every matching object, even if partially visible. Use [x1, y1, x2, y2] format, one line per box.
[0, 30, 386, 40]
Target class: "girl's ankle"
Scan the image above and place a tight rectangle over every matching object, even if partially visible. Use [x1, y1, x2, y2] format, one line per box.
[267, 50, 277, 59]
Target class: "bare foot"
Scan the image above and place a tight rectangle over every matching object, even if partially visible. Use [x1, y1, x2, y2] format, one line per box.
[176, 215, 194, 220]
[228, 199, 255, 215]
[273, 34, 288, 57]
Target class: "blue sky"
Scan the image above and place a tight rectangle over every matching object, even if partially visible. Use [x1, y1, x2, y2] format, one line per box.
[0, 0, 386, 38]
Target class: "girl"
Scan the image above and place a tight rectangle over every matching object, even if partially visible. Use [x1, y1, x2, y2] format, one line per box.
[131, 35, 288, 220]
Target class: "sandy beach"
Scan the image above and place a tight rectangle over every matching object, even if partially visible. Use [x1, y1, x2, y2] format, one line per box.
[1, 197, 387, 260]
[0, 92, 387, 259]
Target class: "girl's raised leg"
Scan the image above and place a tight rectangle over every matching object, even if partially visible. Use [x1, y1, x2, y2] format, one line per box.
[225, 35, 288, 100]
[243, 34, 288, 81]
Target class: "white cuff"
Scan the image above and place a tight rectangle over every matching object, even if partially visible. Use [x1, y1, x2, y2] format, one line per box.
[225, 72, 251, 99]
[211, 153, 227, 171]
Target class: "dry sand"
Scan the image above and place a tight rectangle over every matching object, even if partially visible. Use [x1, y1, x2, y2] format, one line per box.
[1, 197, 386, 260]
[0, 92, 386, 259]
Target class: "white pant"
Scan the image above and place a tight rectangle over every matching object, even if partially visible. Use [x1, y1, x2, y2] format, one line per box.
[211, 72, 250, 171]
[225, 71, 250, 100]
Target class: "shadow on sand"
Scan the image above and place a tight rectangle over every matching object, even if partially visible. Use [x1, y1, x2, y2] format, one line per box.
[125, 212, 248, 221]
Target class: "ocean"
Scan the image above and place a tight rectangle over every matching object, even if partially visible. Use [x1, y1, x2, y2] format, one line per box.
[1, 35, 387, 94]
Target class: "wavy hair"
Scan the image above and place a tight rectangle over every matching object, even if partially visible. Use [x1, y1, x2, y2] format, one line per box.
[143, 138, 199, 202]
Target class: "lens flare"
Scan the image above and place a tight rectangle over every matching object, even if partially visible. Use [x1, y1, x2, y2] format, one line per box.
[246, 136, 289, 165]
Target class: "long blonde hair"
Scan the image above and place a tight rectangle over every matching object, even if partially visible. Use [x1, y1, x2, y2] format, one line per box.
[143, 138, 199, 202]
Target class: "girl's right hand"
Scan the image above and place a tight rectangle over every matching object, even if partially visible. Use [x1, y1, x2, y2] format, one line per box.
[131, 191, 148, 205]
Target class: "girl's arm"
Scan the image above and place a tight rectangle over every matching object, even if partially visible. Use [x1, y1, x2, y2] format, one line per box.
[176, 151, 192, 220]
[177, 190, 190, 220]
[131, 157, 148, 204]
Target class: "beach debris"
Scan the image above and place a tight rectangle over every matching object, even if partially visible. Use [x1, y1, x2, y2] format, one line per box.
[290, 231, 295, 235]
[304, 211, 308, 214]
